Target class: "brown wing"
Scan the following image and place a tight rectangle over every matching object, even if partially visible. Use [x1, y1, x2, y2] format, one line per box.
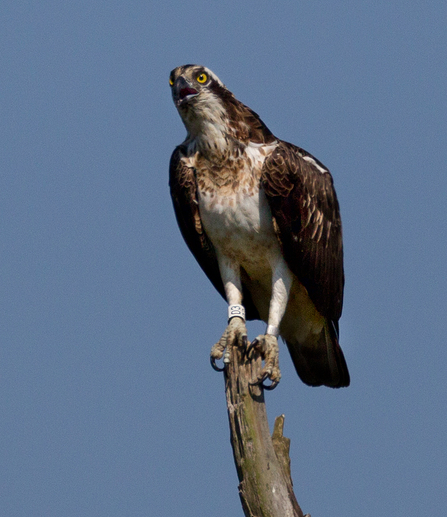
[261, 140, 344, 322]
[169, 145, 260, 320]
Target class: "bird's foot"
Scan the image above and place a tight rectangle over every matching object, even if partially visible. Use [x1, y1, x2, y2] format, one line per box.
[210, 317, 248, 372]
[247, 334, 281, 390]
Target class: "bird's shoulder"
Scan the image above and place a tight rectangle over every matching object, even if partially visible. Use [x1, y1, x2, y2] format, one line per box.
[261, 139, 334, 193]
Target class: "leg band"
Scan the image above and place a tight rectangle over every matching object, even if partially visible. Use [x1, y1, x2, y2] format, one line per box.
[228, 304, 246, 322]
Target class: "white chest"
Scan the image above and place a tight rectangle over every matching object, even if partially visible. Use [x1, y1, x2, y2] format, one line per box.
[183, 141, 281, 270]
[198, 181, 279, 270]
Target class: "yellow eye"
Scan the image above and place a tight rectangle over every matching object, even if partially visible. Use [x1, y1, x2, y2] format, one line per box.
[169, 76, 174, 86]
[196, 73, 208, 84]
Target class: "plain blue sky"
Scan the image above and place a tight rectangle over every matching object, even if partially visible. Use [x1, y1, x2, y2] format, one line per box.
[1, 1, 446, 516]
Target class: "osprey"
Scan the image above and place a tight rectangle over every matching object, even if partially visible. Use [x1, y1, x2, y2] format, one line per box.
[169, 64, 349, 389]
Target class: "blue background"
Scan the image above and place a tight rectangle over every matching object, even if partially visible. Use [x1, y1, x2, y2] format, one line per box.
[2, 1, 446, 515]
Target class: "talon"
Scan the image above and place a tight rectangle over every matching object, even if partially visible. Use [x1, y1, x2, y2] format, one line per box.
[246, 338, 259, 357]
[250, 370, 269, 386]
[210, 317, 248, 373]
[258, 370, 271, 383]
[241, 335, 249, 358]
[261, 380, 279, 391]
[247, 334, 281, 388]
[249, 374, 279, 391]
[210, 356, 225, 372]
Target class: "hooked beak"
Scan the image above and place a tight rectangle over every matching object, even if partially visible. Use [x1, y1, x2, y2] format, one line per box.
[172, 76, 199, 107]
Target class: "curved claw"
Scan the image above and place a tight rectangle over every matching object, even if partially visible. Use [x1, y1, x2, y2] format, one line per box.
[261, 380, 279, 390]
[245, 338, 259, 358]
[210, 356, 225, 372]
[249, 368, 281, 390]
[249, 374, 279, 391]
[249, 370, 270, 387]
[240, 334, 250, 358]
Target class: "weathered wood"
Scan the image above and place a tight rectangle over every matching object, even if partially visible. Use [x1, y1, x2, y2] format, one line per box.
[224, 342, 308, 517]
[272, 415, 292, 481]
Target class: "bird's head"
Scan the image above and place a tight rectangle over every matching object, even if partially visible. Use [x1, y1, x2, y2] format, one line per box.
[169, 64, 275, 149]
[169, 64, 226, 109]
[169, 64, 231, 141]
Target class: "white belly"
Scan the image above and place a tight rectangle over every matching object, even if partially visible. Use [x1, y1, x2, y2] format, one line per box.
[198, 187, 280, 275]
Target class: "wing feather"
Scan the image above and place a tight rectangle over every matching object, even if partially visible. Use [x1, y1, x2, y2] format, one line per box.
[169, 146, 224, 297]
[261, 141, 344, 321]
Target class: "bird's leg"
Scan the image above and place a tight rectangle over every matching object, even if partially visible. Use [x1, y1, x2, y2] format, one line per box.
[248, 334, 281, 389]
[249, 257, 292, 389]
[210, 315, 247, 371]
[210, 257, 248, 371]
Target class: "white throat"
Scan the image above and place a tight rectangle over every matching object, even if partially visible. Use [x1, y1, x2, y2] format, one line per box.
[180, 92, 232, 155]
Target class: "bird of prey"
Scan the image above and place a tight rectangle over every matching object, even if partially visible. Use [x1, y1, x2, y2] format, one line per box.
[169, 64, 349, 389]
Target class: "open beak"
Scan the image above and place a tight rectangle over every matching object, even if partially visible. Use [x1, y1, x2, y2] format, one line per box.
[172, 76, 199, 107]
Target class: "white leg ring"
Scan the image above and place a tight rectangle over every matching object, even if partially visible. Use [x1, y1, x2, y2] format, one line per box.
[228, 304, 246, 322]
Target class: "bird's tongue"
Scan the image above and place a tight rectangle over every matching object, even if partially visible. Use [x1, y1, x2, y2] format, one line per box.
[179, 87, 198, 100]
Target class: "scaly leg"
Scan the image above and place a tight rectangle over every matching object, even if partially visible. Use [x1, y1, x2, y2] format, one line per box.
[210, 255, 248, 371]
[249, 334, 281, 388]
[249, 256, 292, 389]
[210, 316, 247, 371]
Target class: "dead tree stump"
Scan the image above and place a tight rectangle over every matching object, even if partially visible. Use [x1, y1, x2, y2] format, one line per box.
[224, 341, 309, 517]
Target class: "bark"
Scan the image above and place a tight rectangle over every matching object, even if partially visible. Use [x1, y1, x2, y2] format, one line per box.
[224, 342, 310, 517]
